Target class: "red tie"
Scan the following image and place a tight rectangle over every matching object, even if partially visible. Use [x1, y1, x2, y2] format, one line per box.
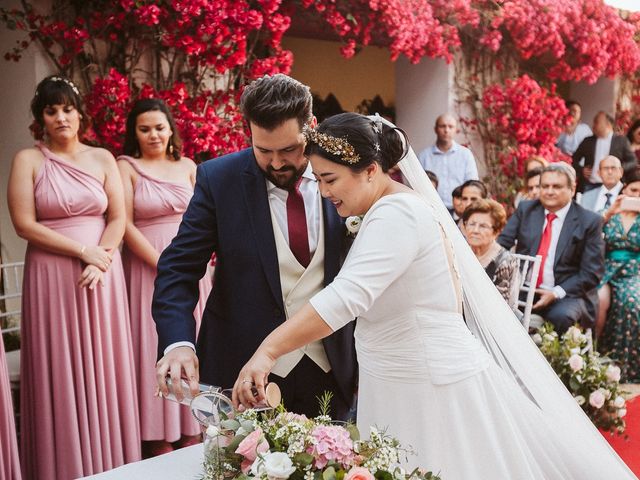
[535, 212, 557, 288]
[286, 178, 310, 267]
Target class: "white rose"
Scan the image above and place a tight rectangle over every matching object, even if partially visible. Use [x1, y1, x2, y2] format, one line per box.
[606, 365, 621, 383]
[568, 354, 584, 372]
[262, 452, 296, 480]
[346, 216, 362, 234]
[531, 333, 543, 345]
[589, 389, 606, 409]
[574, 395, 586, 406]
[614, 396, 626, 408]
[566, 326, 582, 343]
[618, 408, 627, 418]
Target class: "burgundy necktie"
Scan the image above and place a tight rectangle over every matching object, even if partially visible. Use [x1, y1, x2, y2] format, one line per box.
[535, 212, 557, 288]
[286, 178, 310, 267]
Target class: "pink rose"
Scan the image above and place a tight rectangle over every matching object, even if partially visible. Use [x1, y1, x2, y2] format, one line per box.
[236, 428, 269, 473]
[589, 390, 606, 409]
[606, 365, 621, 383]
[345, 467, 375, 480]
[568, 354, 584, 372]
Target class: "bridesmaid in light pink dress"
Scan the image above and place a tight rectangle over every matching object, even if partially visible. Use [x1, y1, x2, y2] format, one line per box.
[0, 331, 21, 479]
[7, 76, 140, 480]
[118, 99, 212, 458]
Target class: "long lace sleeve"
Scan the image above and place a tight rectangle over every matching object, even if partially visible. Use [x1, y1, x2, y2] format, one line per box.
[310, 194, 423, 331]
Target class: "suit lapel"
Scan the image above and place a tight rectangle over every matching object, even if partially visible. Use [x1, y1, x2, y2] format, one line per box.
[242, 156, 283, 308]
[529, 204, 545, 254]
[554, 203, 579, 267]
[322, 197, 343, 285]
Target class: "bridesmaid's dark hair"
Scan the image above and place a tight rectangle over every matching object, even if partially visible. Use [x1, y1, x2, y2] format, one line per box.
[123, 98, 182, 160]
[305, 112, 408, 173]
[30, 75, 89, 140]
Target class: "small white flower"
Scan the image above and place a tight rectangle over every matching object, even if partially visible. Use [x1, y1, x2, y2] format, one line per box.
[543, 333, 555, 343]
[566, 326, 582, 343]
[206, 425, 220, 437]
[570, 347, 581, 355]
[618, 408, 627, 418]
[568, 354, 584, 372]
[531, 333, 543, 345]
[346, 216, 362, 235]
[606, 365, 621, 383]
[574, 395, 586, 405]
[614, 396, 626, 408]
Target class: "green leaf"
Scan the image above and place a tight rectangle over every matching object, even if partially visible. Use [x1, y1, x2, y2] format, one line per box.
[293, 452, 314, 467]
[346, 423, 360, 441]
[227, 433, 246, 452]
[374, 470, 393, 480]
[323, 467, 337, 480]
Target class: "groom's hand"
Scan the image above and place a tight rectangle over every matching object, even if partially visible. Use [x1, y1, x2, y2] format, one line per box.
[156, 346, 200, 402]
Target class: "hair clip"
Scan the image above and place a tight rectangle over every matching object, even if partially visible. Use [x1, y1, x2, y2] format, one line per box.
[304, 125, 360, 164]
[48, 76, 80, 95]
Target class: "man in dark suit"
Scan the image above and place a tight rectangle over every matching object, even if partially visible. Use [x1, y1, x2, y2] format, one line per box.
[152, 74, 357, 419]
[498, 163, 605, 333]
[572, 111, 637, 193]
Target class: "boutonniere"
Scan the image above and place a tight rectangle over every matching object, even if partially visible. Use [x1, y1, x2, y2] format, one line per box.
[346, 216, 363, 237]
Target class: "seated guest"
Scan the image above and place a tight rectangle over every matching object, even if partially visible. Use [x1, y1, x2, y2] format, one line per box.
[463, 199, 519, 311]
[425, 169, 439, 190]
[627, 119, 640, 173]
[515, 166, 543, 208]
[524, 155, 548, 173]
[572, 111, 637, 193]
[578, 155, 624, 214]
[451, 185, 464, 223]
[556, 100, 592, 156]
[459, 179, 489, 213]
[498, 163, 605, 334]
[596, 173, 640, 381]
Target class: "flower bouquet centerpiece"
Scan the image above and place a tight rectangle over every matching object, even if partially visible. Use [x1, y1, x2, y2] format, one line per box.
[202, 394, 441, 480]
[533, 323, 627, 435]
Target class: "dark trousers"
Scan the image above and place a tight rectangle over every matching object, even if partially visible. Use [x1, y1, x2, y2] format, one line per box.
[534, 296, 592, 334]
[270, 355, 351, 420]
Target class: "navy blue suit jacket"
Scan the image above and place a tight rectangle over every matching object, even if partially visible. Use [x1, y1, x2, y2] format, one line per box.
[152, 148, 357, 405]
[497, 200, 604, 319]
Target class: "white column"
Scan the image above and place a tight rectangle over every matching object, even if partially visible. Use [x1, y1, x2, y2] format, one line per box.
[570, 78, 617, 127]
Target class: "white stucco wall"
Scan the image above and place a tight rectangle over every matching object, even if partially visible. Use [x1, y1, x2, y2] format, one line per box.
[569, 78, 617, 128]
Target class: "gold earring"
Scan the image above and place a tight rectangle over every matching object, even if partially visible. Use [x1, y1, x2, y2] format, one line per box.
[169, 142, 174, 155]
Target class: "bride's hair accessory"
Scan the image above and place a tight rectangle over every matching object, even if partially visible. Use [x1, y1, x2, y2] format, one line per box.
[303, 125, 360, 164]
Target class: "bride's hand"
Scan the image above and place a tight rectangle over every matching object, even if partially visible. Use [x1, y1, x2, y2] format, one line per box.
[232, 350, 276, 410]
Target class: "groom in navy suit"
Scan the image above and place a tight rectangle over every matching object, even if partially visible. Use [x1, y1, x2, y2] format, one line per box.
[152, 74, 357, 419]
[498, 163, 605, 333]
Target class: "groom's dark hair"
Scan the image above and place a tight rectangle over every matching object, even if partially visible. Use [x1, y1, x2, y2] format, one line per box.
[240, 74, 313, 131]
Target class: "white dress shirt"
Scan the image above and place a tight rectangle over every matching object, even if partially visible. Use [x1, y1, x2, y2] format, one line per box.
[164, 163, 321, 355]
[594, 182, 623, 213]
[266, 162, 320, 255]
[591, 132, 613, 184]
[417, 142, 478, 209]
[540, 201, 572, 299]
[557, 123, 592, 156]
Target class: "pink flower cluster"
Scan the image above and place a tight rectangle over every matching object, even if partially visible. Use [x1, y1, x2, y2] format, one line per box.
[235, 428, 270, 474]
[482, 74, 571, 177]
[307, 425, 355, 469]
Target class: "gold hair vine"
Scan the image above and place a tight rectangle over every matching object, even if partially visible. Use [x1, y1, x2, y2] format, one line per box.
[303, 126, 360, 164]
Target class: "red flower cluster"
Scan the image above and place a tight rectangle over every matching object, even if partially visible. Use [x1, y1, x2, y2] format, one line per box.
[482, 75, 571, 177]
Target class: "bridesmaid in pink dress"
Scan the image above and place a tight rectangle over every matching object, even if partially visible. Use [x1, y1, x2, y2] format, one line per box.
[0, 331, 21, 479]
[7, 76, 140, 479]
[118, 99, 212, 458]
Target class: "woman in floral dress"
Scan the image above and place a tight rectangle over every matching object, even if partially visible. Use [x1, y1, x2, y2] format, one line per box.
[599, 173, 640, 382]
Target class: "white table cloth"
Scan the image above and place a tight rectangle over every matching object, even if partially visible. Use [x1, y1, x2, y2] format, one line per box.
[78, 444, 204, 479]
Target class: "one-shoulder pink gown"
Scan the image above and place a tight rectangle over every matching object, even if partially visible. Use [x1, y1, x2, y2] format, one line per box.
[0, 332, 21, 480]
[119, 156, 212, 443]
[20, 144, 141, 480]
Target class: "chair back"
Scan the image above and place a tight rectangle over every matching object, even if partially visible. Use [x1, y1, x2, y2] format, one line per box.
[511, 254, 542, 330]
[0, 262, 24, 335]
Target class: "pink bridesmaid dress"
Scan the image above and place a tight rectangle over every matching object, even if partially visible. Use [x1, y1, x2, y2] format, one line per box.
[20, 144, 141, 480]
[118, 156, 212, 443]
[0, 332, 21, 480]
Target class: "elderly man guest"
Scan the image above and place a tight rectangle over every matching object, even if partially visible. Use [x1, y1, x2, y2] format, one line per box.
[578, 155, 624, 214]
[418, 113, 478, 211]
[556, 100, 592, 156]
[498, 163, 605, 334]
[572, 111, 637, 193]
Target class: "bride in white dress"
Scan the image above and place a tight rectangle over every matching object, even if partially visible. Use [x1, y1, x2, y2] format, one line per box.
[232, 112, 636, 479]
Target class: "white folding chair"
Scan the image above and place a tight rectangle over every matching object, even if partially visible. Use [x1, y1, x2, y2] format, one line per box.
[0, 261, 24, 334]
[511, 254, 542, 331]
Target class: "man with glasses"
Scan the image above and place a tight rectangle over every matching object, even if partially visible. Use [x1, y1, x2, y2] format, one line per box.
[498, 163, 604, 333]
[578, 155, 624, 215]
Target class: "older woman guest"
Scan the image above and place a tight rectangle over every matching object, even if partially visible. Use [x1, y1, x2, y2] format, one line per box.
[463, 199, 519, 311]
[7, 75, 140, 479]
[597, 173, 640, 382]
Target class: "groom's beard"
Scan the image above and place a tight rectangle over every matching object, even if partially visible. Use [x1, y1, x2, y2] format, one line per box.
[263, 162, 308, 190]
